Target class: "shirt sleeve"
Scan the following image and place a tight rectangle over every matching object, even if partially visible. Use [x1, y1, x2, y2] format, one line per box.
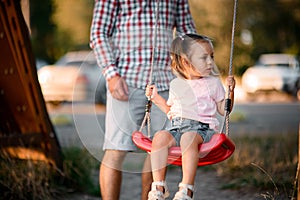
[175, 0, 197, 35]
[215, 78, 226, 103]
[166, 89, 174, 107]
[166, 85, 175, 120]
[90, 0, 120, 80]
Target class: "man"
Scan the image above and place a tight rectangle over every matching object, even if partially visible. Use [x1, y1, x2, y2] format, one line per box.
[90, 0, 196, 199]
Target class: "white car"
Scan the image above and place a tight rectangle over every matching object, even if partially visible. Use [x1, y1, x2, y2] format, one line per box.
[38, 51, 107, 104]
[38, 65, 88, 103]
[242, 54, 300, 95]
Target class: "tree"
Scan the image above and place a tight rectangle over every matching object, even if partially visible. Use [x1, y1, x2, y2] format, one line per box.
[189, 0, 300, 76]
[30, 0, 300, 71]
[30, 0, 56, 63]
[240, 0, 300, 57]
[30, 0, 94, 63]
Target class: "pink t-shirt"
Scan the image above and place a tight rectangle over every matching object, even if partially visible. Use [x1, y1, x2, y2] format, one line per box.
[166, 76, 225, 131]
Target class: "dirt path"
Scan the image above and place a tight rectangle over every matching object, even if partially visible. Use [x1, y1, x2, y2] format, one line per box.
[60, 167, 266, 200]
[122, 168, 264, 200]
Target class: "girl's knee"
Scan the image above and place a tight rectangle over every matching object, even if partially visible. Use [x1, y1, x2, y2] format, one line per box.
[180, 132, 202, 148]
[153, 131, 174, 147]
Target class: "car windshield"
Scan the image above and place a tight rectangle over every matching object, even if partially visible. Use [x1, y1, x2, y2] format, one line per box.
[257, 54, 299, 69]
[263, 63, 290, 68]
[63, 61, 82, 66]
[56, 61, 97, 68]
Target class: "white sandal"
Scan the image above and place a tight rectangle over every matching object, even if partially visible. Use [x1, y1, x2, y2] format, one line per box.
[148, 181, 170, 200]
[173, 183, 194, 200]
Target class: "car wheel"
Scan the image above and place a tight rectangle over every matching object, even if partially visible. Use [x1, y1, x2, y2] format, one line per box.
[49, 101, 62, 106]
[297, 89, 300, 101]
[293, 79, 300, 100]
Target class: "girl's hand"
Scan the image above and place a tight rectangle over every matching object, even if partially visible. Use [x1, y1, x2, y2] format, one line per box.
[145, 85, 157, 100]
[226, 75, 236, 92]
[145, 84, 169, 114]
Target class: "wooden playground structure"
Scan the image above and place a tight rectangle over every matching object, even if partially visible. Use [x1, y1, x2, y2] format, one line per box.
[0, 0, 62, 168]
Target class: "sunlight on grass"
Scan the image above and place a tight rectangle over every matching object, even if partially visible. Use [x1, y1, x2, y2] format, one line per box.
[51, 114, 73, 126]
[230, 110, 246, 122]
[0, 147, 100, 199]
[214, 133, 298, 199]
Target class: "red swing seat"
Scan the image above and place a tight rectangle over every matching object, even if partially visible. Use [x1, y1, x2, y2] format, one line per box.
[132, 131, 235, 166]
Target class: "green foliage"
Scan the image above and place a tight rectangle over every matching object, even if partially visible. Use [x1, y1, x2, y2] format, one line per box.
[239, 0, 300, 58]
[61, 147, 99, 195]
[190, 0, 300, 75]
[29, 0, 300, 72]
[30, 0, 57, 63]
[29, 0, 93, 63]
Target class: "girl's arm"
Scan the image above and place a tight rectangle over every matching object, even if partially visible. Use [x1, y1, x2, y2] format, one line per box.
[217, 76, 235, 116]
[146, 85, 171, 114]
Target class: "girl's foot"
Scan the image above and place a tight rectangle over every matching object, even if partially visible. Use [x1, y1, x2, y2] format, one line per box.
[148, 181, 170, 200]
[173, 183, 194, 200]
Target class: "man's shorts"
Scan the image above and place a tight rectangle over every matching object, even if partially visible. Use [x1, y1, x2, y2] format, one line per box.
[103, 86, 170, 151]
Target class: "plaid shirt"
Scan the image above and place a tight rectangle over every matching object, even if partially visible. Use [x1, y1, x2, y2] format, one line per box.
[90, 0, 196, 91]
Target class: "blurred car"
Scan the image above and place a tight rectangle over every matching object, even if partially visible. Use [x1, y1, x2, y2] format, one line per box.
[38, 50, 107, 104]
[242, 54, 300, 95]
[38, 65, 88, 104]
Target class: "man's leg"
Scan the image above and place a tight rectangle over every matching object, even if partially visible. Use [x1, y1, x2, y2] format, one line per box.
[100, 89, 133, 199]
[100, 150, 127, 200]
[141, 154, 152, 200]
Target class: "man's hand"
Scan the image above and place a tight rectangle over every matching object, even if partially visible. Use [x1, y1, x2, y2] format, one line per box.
[108, 75, 129, 101]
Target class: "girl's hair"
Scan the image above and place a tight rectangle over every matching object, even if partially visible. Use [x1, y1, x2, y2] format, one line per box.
[170, 33, 220, 79]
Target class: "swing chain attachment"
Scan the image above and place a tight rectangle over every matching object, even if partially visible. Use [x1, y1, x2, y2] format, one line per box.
[225, 97, 231, 136]
[224, 98, 232, 113]
[139, 97, 153, 137]
[145, 99, 152, 113]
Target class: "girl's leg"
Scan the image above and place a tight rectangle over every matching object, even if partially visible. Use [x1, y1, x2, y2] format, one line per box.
[149, 130, 175, 196]
[151, 130, 176, 181]
[179, 132, 203, 197]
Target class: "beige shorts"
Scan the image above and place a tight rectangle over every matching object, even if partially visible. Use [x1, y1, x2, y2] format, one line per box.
[103, 87, 170, 151]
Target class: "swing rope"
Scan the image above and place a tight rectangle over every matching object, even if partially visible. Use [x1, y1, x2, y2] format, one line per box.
[221, 0, 238, 136]
[148, 0, 160, 85]
[139, 0, 160, 137]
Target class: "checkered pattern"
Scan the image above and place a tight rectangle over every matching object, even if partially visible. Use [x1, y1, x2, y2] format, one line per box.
[90, 0, 196, 91]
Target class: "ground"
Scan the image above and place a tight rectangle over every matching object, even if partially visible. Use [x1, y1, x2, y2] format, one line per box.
[53, 90, 297, 200]
[58, 168, 269, 200]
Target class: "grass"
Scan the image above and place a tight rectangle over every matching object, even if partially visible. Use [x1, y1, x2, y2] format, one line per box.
[0, 155, 54, 199]
[61, 147, 100, 196]
[213, 133, 298, 199]
[0, 147, 100, 200]
[0, 133, 298, 199]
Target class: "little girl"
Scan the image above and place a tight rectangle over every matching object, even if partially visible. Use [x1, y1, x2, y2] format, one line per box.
[146, 33, 236, 200]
